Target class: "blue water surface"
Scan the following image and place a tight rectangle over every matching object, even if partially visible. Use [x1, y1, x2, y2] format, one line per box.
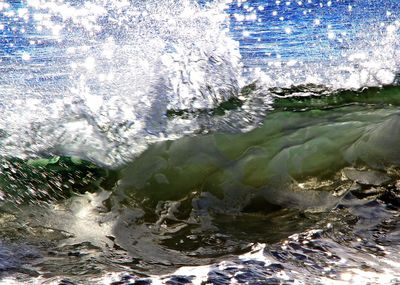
[225, 0, 400, 66]
[1, 0, 399, 68]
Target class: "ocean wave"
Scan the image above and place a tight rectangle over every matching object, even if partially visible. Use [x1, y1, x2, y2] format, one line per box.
[0, 0, 399, 167]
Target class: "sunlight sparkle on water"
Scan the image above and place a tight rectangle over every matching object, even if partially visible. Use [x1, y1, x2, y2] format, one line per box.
[21, 52, 31, 61]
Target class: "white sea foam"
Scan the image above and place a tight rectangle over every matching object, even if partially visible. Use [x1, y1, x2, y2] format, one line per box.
[0, 0, 243, 166]
[250, 21, 400, 92]
[0, 0, 399, 167]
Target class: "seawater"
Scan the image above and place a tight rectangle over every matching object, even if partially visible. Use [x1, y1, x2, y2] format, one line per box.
[0, 0, 400, 284]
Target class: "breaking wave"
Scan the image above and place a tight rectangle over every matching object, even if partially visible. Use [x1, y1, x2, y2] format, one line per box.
[0, 0, 399, 167]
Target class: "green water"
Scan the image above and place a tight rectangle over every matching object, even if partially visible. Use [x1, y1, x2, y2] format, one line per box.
[1, 86, 400, 282]
[118, 87, 400, 213]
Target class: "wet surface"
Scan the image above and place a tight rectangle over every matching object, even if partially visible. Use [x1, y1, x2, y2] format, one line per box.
[1, 99, 400, 284]
[0, 0, 400, 283]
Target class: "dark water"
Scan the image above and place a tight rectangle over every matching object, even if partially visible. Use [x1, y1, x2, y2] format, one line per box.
[0, 0, 400, 284]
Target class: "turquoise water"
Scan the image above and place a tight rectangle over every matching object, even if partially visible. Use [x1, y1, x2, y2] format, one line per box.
[0, 0, 400, 284]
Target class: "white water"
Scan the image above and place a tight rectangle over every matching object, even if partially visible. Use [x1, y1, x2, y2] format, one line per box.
[0, 0, 399, 167]
[0, 0, 243, 166]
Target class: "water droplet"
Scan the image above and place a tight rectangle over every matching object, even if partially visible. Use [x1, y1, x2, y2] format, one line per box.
[21, 52, 31, 61]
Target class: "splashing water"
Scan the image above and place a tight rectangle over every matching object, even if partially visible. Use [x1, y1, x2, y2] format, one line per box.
[0, 0, 243, 166]
[1, 1, 400, 284]
[228, 0, 400, 90]
[0, 0, 398, 167]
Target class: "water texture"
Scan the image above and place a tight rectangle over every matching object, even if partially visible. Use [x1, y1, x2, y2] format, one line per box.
[0, 0, 400, 284]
